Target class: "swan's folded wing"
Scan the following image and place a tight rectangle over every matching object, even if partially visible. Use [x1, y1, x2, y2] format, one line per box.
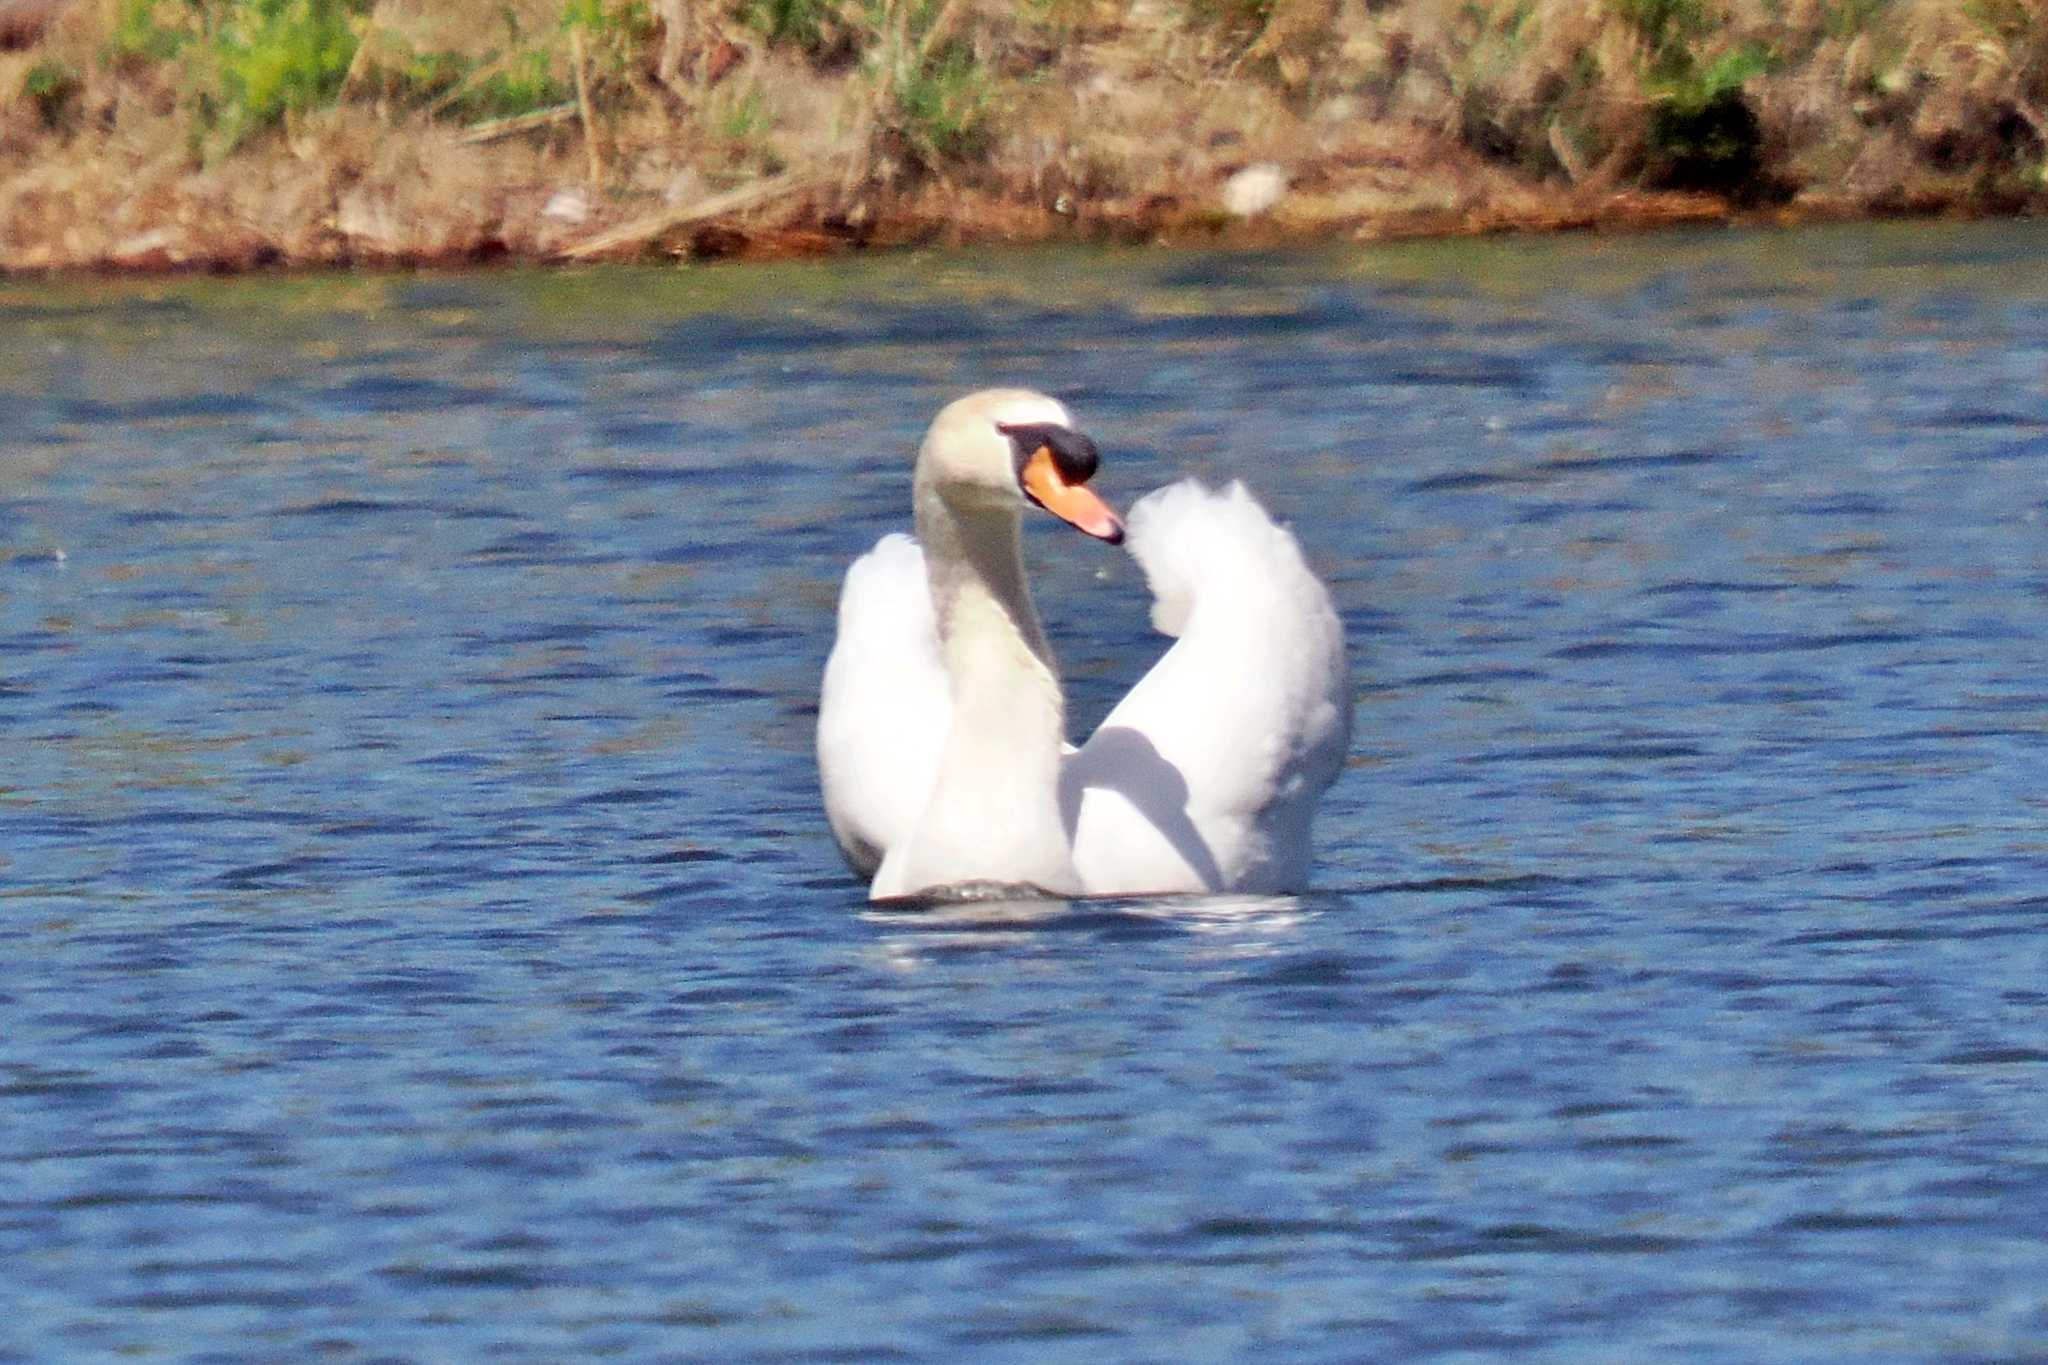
[817, 534, 951, 878]
[1064, 481, 1350, 894]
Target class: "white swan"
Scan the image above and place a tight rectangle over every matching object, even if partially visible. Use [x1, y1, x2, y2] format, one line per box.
[818, 388, 1350, 902]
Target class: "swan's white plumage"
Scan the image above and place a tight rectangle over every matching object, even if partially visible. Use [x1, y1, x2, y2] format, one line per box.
[1061, 480, 1350, 895]
[817, 391, 1349, 901]
[816, 534, 950, 877]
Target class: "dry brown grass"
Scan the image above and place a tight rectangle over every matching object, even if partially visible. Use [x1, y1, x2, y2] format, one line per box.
[1, 0, 2044, 273]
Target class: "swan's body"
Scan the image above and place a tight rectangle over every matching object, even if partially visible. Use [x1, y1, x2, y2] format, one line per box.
[818, 389, 1349, 902]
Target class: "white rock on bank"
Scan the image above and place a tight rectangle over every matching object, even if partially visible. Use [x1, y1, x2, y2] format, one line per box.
[1221, 163, 1287, 219]
[541, 187, 591, 225]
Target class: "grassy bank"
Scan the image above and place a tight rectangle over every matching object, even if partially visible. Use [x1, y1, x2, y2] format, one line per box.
[2, 0, 2045, 272]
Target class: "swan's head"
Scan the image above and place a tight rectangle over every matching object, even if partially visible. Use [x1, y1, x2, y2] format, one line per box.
[917, 388, 1124, 543]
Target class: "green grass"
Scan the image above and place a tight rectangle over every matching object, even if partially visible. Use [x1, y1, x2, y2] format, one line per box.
[1645, 60, 1768, 192]
[362, 43, 566, 120]
[106, 0, 577, 150]
[465, 49, 565, 118]
[851, 0, 998, 173]
[1613, 0, 1709, 56]
[717, 87, 768, 140]
[1612, 0, 1772, 192]
[107, 0, 187, 62]
[890, 43, 993, 163]
[735, 0, 855, 59]
[1964, 0, 2037, 41]
[22, 60, 82, 130]
[560, 0, 655, 54]
[105, 0, 370, 152]
[1823, 0, 1893, 40]
[212, 0, 365, 136]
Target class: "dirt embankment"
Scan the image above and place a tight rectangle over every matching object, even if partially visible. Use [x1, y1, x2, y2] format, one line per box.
[1, 0, 2044, 274]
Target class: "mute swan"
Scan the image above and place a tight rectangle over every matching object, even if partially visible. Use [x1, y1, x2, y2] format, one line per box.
[818, 388, 1349, 902]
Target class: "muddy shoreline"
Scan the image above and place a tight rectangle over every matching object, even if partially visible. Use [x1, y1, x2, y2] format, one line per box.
[3, 178, 2024, 282]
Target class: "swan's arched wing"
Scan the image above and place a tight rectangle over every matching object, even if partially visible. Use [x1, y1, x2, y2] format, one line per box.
[1063, 481, 1350, 894]
[817, 534, 950, 879]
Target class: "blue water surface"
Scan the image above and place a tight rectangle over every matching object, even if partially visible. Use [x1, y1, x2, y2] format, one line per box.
[4, 222, 2047, 1361]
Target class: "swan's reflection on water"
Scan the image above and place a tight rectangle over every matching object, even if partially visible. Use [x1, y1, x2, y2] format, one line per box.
[859, 891, 1328, 967]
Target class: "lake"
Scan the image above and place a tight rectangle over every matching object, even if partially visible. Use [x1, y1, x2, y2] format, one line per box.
[4, 221, 2047, 1361]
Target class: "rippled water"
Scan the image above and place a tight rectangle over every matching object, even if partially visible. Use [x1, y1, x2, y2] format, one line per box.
[6, 222, 2048, 1361]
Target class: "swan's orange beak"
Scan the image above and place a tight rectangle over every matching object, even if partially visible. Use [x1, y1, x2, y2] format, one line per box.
[1021, 444, 1124, 544]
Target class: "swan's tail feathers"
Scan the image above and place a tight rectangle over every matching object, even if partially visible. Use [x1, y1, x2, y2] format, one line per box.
[818, 534, 951, 880]
[1124, 479, 1323, 639]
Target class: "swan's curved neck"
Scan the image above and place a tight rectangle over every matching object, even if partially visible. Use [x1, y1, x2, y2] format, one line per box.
[918, 486, 1057, 685]
[891, 481, 1078, 896]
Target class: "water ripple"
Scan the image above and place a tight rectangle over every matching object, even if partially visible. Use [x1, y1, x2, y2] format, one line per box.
[6, 222, 2048, 1363]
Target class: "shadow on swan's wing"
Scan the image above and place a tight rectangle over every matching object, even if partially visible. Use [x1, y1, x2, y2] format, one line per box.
[1058, 725, 1224, 890]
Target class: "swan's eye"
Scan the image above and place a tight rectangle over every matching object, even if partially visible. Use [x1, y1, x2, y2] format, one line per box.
[997, 421, 1101, 486]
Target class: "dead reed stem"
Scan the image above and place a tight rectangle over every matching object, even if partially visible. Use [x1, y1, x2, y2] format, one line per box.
[570, 27, 604, 188]
[560, 167, 823, 260]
